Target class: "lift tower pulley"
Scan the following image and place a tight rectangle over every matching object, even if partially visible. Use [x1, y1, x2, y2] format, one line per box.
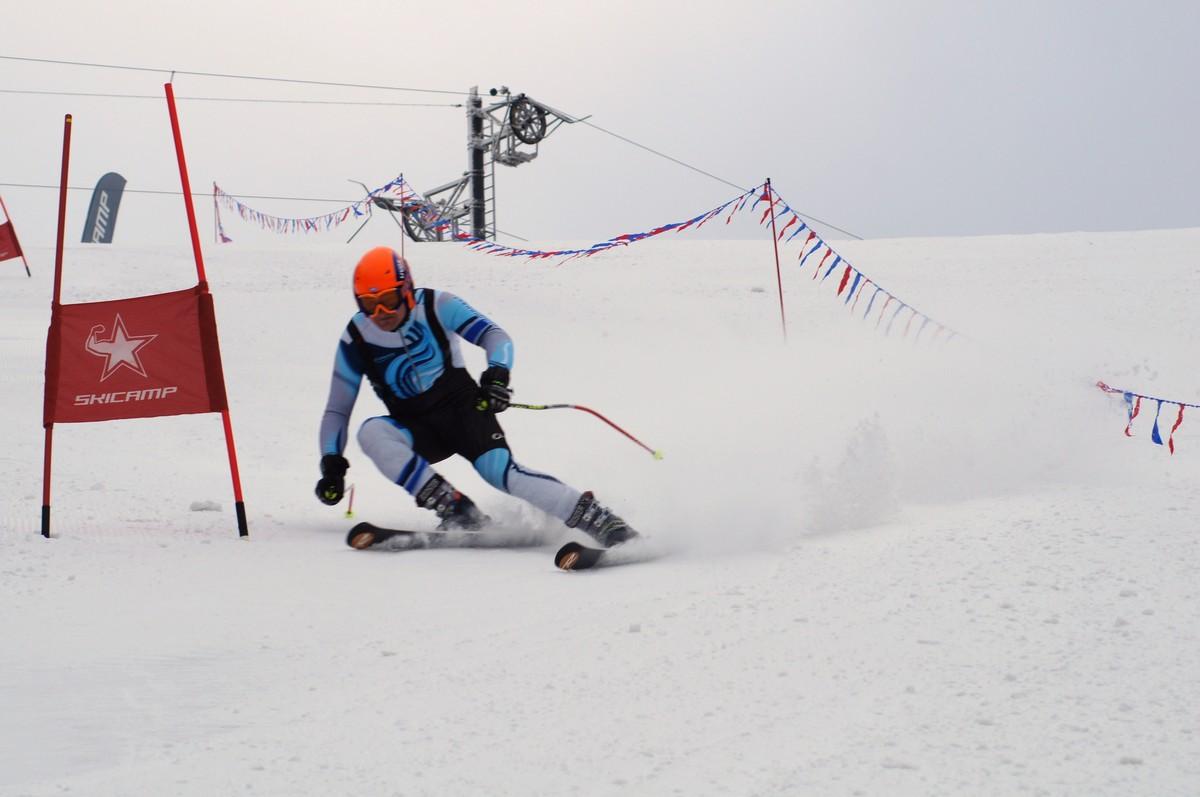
[394, 86, 586, 243]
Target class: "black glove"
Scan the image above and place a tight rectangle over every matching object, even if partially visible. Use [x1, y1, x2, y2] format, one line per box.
[477, 365, 512, 413]
[315, 454, 349, 505]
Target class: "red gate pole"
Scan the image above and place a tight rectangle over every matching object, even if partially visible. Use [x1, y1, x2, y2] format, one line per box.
[764, 178, 787, 341]
[42, 114, 73, 538]
[165, 83, 210, 286]
[164, 83, 249, 537]
[0, 195, 32, 277]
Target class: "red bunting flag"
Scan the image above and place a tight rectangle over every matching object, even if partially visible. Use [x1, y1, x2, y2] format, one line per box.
[1168, 405, 1185, 454]
[876, 296, 894, 328]
[851, 279, 871, 313]
[776, 214, 798, 241]
[813, 247, 833, 280]
[1124, 396, 1141, 437]
[836, 264, 853, 296]
[797, 231, 816, 258]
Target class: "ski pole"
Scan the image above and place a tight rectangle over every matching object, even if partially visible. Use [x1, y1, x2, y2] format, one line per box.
[510, 402, 664, 460]
[344, 483, 356, 518]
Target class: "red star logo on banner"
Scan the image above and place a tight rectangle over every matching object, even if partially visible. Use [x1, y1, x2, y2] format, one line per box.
[84, 314, 158, 381]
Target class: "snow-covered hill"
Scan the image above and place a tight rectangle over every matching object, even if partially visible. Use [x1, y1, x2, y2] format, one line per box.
[2, 229, 1197, 795]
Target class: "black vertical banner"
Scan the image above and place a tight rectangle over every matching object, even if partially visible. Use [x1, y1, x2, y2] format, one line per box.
[81, 172, 127, 244]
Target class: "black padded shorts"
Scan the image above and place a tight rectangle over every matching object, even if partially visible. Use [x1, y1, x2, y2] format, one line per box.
[399, 390, 508, 463]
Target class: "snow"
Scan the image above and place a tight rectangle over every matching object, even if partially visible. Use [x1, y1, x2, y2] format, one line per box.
[2, 227, 1198, 795]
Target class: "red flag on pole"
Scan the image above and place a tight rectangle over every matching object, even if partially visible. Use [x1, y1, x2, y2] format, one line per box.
[44, 286, 228, 425]
[0, 220, 22, 261]
[0, 194, 32, 276]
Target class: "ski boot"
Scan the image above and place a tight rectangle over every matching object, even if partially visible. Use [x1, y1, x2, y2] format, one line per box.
[566, 491, 639, 548]
[416, 474, 490, 531]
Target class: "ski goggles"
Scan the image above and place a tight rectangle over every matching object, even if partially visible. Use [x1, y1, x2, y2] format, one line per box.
[357, 288, 405, 317]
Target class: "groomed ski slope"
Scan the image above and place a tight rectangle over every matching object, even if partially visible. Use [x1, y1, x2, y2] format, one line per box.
[2, 229, 1198, 795]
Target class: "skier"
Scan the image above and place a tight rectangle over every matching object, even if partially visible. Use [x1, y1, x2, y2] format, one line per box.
[316, 246, 637, 549]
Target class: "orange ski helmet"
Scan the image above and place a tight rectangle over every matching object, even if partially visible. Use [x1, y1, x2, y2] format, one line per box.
[353, 246, 416, 319]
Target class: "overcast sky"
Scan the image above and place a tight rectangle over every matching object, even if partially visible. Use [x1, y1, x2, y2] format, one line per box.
[2, 0, 1198, 247]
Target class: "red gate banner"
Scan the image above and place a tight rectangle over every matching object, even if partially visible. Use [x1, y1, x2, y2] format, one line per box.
[0, 220, 22, 261]
[44, 285, 229, 425]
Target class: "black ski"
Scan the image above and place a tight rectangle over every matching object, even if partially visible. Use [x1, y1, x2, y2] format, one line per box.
[554, 541, 609, 570]
[346, 521, 549, 552]
[349, 522, 649, 568]
[346, 522, 478, 551]
[555, 535, 659, 570]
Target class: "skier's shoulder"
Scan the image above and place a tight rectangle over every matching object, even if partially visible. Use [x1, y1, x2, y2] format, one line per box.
[429, 288, 498, 327]
[426, 286, 461, 307]
[427, 288, 476, 322]
[340, 313, 369, 344]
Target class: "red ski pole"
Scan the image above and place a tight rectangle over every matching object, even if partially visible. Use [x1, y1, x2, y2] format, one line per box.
[510, 402, 664, 460]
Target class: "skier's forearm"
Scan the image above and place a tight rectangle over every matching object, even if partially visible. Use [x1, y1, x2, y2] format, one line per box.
[480, 327, 513, 370]
[319, 409, 352, 456]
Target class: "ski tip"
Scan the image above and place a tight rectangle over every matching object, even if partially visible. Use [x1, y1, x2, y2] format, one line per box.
[346, 522, 378, 550]
[555, 541, 605, 571]
[556, 543, 582, 570]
